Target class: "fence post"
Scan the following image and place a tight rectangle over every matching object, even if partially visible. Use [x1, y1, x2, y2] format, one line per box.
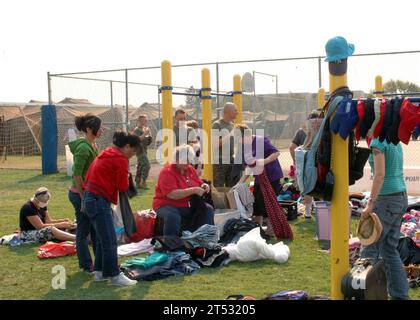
[329, 55, 350, 299]
[157, 86, 161, 131]
[125, 69, 129, 132]
[110, 81, 115, 133]
[161, 60, 174, 164]
[318, 56, 322, 89]
[317, 88, 326, 108]
[375, 75, 383, 98]
[216, 62, 220, 110]
[233, 75, 243, 124]
[47, 72, 52, 105]
[201, 68, 213, 181]
[41, 105, 58, 174]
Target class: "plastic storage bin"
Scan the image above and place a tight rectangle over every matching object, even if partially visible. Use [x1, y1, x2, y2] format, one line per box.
[214, 209, 241, 236]
[314, 201, 352, 241]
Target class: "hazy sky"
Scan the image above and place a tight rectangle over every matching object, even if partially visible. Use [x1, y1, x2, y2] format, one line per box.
[1, 0, 420, 104]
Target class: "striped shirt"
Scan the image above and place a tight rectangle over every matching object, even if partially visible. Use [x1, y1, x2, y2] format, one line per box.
[368, 138, 406, 195]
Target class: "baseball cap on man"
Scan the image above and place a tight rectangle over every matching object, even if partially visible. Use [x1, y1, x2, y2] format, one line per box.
[325, 36, 355, 62]
[398, 99, 420, 145]
[307, 109, 319, 120]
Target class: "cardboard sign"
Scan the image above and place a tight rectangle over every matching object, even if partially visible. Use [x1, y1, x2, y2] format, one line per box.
[349, 166, 420, 196]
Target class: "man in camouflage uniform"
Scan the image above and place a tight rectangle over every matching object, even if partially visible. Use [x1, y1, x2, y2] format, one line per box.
[132, 115, 152, 189]
[212, 102, 239, 187]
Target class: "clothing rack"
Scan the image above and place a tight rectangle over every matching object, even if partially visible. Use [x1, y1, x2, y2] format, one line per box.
[351, 97, 420, 103]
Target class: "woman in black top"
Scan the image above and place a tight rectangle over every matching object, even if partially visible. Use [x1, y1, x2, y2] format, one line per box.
[19, 187, 76, 243]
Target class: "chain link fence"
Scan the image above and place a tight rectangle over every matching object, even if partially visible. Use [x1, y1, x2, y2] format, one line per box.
[1, 51, 420, 174]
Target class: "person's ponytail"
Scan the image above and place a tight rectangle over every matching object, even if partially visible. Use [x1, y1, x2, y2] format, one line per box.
[74, 113, 102, 135]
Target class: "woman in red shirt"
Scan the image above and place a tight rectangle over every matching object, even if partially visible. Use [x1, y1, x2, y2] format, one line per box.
[153, 145, 214, 236]
[83, 131, 139, 287]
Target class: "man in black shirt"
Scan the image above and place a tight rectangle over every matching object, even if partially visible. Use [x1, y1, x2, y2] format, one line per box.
[19, 187, 76, 243]
[289, 110, 319, 219]
[289, 110, 319, 163]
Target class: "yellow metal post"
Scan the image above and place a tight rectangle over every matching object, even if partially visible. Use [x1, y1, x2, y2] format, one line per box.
[317, 88, 326, 108]
[233, 75, 243, 124]
[375, 75, 383, 98]
[329, 68, 349, 300]
[161, 60, 174, 164]
[201, 68, 213, 181]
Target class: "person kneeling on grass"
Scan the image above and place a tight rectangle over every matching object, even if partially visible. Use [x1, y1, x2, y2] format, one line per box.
[19, 187, 76, 243]
[83, 131, 140, 287]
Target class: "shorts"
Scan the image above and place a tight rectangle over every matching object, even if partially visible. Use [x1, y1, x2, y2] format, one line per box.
[20, 227, 54, 243]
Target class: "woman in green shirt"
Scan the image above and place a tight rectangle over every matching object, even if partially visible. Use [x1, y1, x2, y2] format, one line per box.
[68, 113, 103, 273]
[361, 138, 408, 299]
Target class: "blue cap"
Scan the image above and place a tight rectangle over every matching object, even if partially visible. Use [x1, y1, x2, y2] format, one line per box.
[325, 36, 355, 62]
[330, 98, 359, 139]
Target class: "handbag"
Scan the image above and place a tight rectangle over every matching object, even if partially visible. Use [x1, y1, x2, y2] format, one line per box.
[118, 192, 137, 237]
[349, 131, 371, 185]
[126, 173, 138, 198]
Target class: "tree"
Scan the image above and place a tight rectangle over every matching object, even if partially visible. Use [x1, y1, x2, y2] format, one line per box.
[383, 79, 420, 94]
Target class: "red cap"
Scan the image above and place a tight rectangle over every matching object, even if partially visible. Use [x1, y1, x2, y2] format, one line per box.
[398, 99, 420, 145]
[355, 100, 365, 141]
[373, 99, 387, 138]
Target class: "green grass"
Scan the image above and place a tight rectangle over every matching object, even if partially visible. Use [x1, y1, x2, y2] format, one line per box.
[0, 169, 419, 300]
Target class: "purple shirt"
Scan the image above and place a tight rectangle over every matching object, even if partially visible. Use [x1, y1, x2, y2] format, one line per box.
[245, 135, 283, 184]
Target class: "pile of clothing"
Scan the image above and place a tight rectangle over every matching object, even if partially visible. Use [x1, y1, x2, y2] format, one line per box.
[277, 178, 300, 202]
[401, 210, 420, 246]
[120, 224, 231, 281]
[119, 219, 292, 281]
[121, 251, 200, 281]
[349, 192, 369, 217]
[349, 237, 361, 266]
[223, 227, 290, 264]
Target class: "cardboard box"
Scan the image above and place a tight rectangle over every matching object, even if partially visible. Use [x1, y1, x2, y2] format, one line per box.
[211, 187, 237, 209]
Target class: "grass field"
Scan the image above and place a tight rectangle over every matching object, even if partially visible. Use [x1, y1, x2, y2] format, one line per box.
[0, 169, 419, 300]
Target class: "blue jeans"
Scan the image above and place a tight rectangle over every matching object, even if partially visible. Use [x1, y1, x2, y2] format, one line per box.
[68, 190, 96, 270]
[361, 192, 409, 299]
[156, 204, 214, 236]
[83, 191, 120, 278]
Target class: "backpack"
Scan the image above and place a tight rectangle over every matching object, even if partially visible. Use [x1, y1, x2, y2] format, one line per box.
[295, 96, 343, 196]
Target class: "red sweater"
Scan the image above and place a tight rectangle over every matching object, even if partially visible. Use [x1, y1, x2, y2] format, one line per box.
[153, 164, 203, 210]
[84, 146, 129, 205]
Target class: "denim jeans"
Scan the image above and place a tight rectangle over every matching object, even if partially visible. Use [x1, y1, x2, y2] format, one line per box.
[83, 191, 120, 278]
[156, 204, 214, 236]
[361, 192, 409, 299]
[68, 190, 96, 270]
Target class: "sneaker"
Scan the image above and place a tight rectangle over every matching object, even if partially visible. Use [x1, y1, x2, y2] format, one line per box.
[93, 271, 109, 282]
[111, 272, 137, 286]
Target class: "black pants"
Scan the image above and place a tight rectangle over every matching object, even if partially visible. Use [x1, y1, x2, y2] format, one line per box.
[253, 179, 281, 217]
